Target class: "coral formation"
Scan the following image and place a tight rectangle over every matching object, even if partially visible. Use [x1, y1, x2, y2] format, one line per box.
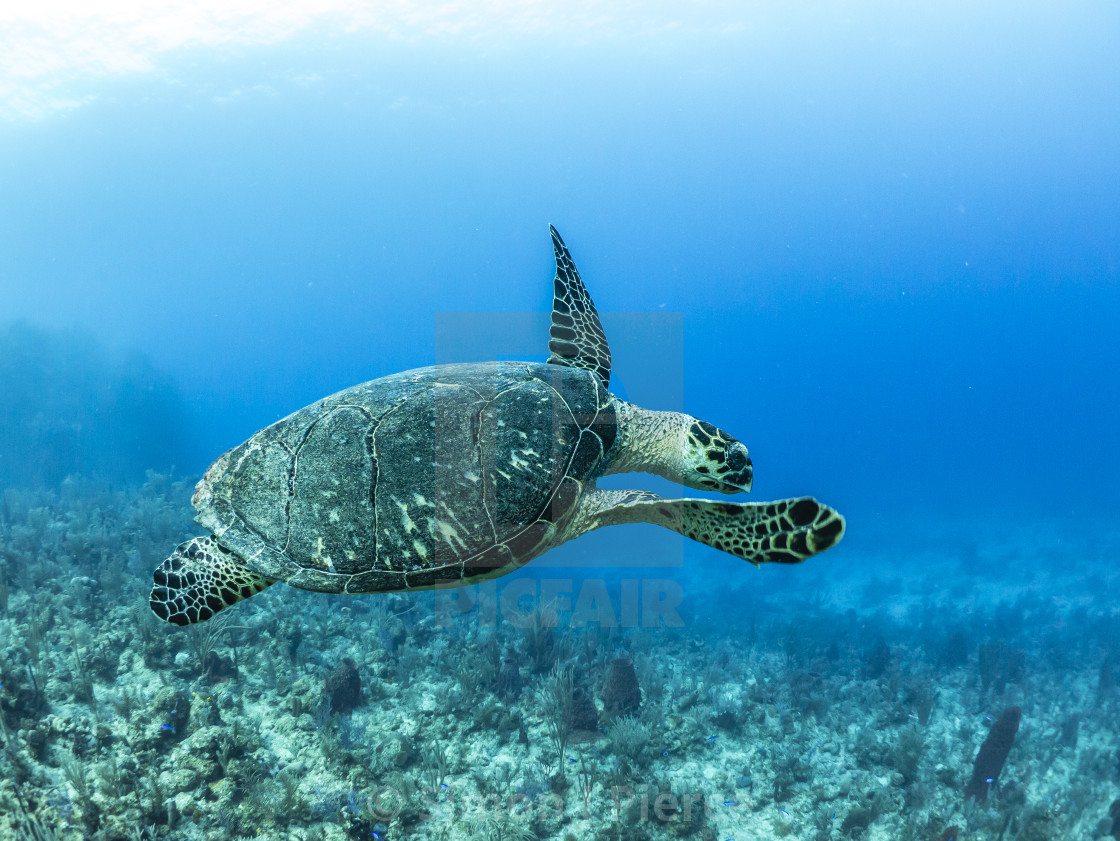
[977, 641, 1026, 698]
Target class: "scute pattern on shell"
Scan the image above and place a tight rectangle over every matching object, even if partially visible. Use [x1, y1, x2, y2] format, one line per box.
[193, 361, 616, 595]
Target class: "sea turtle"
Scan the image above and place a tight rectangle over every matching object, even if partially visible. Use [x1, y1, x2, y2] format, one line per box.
[150, 226, 844, 625]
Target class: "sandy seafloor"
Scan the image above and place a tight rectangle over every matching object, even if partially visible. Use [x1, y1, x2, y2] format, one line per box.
[1, 475, 1118, 841]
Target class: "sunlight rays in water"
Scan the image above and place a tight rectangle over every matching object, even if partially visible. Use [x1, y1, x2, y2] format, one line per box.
[0, 0, 754, 122]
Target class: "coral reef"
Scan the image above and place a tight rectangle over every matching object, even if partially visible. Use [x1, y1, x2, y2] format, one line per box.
[0, 480, 1116, 841]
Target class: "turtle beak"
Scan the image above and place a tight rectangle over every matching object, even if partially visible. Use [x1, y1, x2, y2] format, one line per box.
[722, 444, 753, 493]
[734, 459, 753, 493]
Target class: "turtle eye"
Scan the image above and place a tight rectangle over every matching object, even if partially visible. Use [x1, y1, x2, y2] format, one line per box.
[727, 447, 748, 471]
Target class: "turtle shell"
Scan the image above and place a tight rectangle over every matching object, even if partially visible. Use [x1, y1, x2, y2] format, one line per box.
[193, 361, 616, 594]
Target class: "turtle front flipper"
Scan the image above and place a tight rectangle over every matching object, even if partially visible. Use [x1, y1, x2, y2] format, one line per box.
[547, 225, 612, 388]
[566, 489, 844, 566]
[150, 536, 274, 625]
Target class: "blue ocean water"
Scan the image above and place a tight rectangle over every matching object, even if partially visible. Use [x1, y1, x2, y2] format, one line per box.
[1, 3, 1119, 840]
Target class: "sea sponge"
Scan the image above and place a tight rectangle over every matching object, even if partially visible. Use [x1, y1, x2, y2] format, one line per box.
[571, 685, 599, 732]
[326, 657, 363, 715]
[964, 705, 1021, 801]
[601, 656, 641, 718]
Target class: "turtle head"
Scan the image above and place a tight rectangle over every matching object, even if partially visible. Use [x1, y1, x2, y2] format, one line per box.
[601, 403, 753, 493]
[683, 420, 753, 494]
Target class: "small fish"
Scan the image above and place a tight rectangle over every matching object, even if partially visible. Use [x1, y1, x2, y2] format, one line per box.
[780, 809, 790, 817]
[706, 735, 717, 742]
[723, 799, 737, 807]
[160, 724, 175, 732]
[439, 782, 449, 789]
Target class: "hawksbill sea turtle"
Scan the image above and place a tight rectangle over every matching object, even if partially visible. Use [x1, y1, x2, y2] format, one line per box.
[150, 226, 844, 625]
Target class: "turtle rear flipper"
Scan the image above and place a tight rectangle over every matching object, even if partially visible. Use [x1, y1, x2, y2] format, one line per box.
[568, 490, 844, 565]
[150, 536, 274, 625]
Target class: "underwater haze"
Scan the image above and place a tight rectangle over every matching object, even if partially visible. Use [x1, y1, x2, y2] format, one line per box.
[1, 1, 1119, 840]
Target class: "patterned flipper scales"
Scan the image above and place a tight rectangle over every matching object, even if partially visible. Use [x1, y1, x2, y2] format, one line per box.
[150, 536, 273, 626]
[547, 225, 612, 388]
[570, 490, 845, 566]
